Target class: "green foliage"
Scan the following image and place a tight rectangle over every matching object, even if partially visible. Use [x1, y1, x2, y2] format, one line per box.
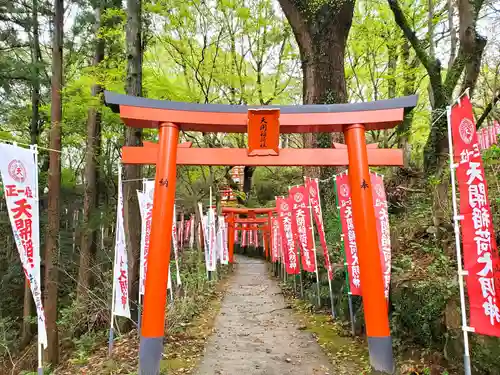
[390, 277, 454, 348]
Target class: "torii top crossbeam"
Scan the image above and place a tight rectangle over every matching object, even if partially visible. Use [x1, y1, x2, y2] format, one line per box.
[105, 91, 417, 132]
[105, 90, 418, 375]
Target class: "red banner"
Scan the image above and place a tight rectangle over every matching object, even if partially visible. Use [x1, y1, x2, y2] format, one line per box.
[370, 172, 391, 299]
[276, 196, 299, 275]
[336, 173, 361, 295]
[451, 95, 500, 336]
[242, 224, 247, 247]
[271, 217, 279, 262]
[288, 185, 316, 273]
[249, 226, 255, 246]
[305, 177, 333, 280]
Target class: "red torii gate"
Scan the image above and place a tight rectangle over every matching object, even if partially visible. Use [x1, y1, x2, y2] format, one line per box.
[222, 206, 276, 262]
[105, 90, 417, 374]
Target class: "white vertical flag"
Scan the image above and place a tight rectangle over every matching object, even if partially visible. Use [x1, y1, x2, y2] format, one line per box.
[137, 190, 146, 294]
[112, 164, 130, 318]
[168, 264, 172, 291]
[138, 181, 154, 296]
[199, 203, 215, 272]
[0, 143, 47, 347]
[189, 216, 195, 249]
[208, 208, 217, 270]
[218, 217, 229, 265]
[172, 205, 182, 286]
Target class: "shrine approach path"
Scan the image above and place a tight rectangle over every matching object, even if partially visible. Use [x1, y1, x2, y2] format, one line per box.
[194, 256, 333, 375]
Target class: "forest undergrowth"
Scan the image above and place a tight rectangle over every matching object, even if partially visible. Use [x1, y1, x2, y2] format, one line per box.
[0, 250, 232, 375]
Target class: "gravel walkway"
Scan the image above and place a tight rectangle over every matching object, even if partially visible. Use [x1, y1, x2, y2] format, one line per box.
[194, 256, 333, 375]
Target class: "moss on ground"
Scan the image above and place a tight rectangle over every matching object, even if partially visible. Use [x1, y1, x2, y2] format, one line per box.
[290, 298, 370, 374]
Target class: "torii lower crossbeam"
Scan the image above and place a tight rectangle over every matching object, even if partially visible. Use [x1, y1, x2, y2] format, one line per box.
[122, 146, 403, 166]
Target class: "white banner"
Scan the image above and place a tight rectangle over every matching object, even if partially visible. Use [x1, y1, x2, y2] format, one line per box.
[0, 143, 47, 347]
[112, 165, 130, 318]
[168, 264, 172, 290]
[208, 208, 217, 270]
[172, 205, 182, 286]
[138, 181, 154, 296]
[198, 203, 214, 272]
[219, 217, 229, 265]
[189, 217, 195, 249]
[200, 209, 217, 272]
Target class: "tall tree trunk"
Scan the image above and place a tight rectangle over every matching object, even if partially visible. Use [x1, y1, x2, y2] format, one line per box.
[242, 166, 255, 204]
[278, 0, 355, 210]
[123, 0, 143, 325]
[397, 40, 418, 167]
[21, 0, 42, 348]
[20, 282, 32, 348]
[388, 0, 486, 231]
[30, 0, 41, 145]
[77, 0, 105, 303]
[44, 0, 63, 365]
[385, 39, 398, 148]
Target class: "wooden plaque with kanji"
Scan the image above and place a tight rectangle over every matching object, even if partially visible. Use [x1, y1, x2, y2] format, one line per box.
[247, 109, 280, 156]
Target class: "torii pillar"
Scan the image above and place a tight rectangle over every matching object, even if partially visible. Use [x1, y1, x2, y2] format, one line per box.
[105, 90, 417, 375]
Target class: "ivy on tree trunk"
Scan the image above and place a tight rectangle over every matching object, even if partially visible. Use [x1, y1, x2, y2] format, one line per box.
[278, 0, 355, 211]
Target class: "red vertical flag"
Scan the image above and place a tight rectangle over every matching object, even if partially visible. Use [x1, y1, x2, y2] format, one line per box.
[490, 125, 497, 145]
[370, 173, 392, 299]
[305, 177, 333, 280]
[450, 95, 500, 336]
[484, 128, 491, 149]
[336, 173, 361, 296]
[478, 128, 485, 150]
[289, 185, 316, 273]
[271, 217, 279, 262]
[242, 224, 247, 247]
[276, 196, 300, 275]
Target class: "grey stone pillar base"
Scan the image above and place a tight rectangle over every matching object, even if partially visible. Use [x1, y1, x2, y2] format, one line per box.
[367, 336, 395, 374]
[139, 336, 164, 375]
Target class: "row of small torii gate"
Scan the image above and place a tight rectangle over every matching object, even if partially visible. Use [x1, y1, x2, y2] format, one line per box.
[104, 91, 418, 375]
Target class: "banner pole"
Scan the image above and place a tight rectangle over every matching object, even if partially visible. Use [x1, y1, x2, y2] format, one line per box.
[334, 178, 355, 335]
[208, 186, 213, 281]
[313, 177, 336, 318]
[137, 294, 142, 334]
[109, 162, 122, 357]
[100, 211, 105, 251]
[298, 244, 304, 299]
[447, 106, 472, 375]
[32, 145, 44, 375]
[108, 307, 115, 356]
[308, 202, 321, 307]
[168, 264, 174, 303]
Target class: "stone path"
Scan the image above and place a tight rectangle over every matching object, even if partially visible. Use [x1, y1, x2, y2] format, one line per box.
[194, 256, 333, 375]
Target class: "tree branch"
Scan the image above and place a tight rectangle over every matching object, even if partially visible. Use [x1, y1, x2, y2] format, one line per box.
[476, 90, 500, 129]
[387, 0, 437, 75]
